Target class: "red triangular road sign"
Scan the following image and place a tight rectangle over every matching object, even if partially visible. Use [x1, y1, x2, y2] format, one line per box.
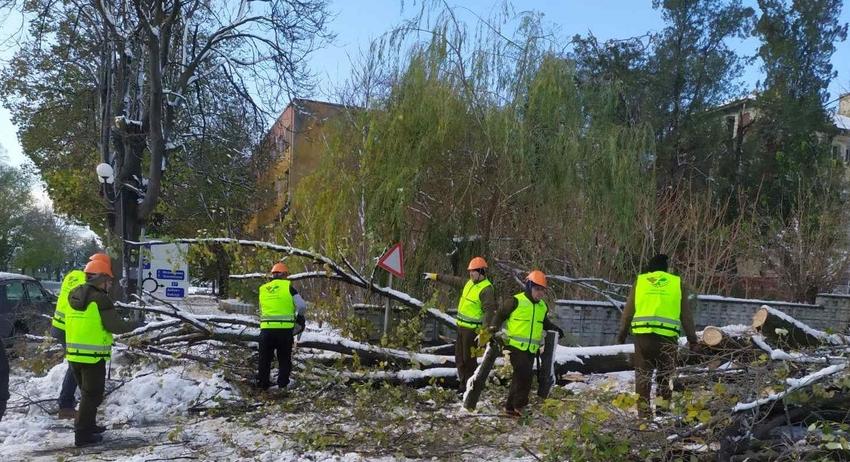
[377, 243, 404, 278]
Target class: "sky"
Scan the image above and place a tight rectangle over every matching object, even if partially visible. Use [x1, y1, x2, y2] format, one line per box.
[1, 0, 849, 181]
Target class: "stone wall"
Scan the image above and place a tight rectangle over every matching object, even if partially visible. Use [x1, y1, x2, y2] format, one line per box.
[222, 292, 850, 347]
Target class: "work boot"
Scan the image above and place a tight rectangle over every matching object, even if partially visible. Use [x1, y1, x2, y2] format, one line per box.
[74, 433, 103, 448]
[58, 408, 77, 420]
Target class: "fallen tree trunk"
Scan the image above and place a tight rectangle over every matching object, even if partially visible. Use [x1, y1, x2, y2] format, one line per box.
[338, 367, 459, 388]
[297, 332, 455, 369]
[752, 305, 843, 349]
[120, 301, 458, 369]
[553, 344, 633, 376]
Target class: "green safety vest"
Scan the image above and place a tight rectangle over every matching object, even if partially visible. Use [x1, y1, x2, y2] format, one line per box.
[65, 299, 113, 364]
[504, 292, 548, 354]
[258, 279, 296, 329]
[456, 278, 492, 329]
[52, 270, 86, 330]
[631, 271, 683, 338]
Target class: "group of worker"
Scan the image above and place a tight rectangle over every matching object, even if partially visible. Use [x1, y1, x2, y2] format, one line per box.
[43, 257, 308, 447]
[425, 253, 697, 419]
[39, 250, 692, 448]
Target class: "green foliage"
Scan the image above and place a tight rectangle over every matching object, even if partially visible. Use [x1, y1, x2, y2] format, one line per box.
[0, 163, 33, 270]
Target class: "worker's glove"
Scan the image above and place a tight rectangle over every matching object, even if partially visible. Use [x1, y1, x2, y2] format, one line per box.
[476, 328, 492, 347]
[422, 272, 438, 281]
[552, 326, 565, 339]
[294, 314, 306, 335]
[616, 334, 627, 345]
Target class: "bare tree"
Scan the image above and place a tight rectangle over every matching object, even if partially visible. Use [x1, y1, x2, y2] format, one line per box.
[2, 0, 331, 296]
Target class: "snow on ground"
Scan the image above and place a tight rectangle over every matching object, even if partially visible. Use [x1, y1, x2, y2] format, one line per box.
[0, 351, 236, 460]
[562, 371, 635, 394]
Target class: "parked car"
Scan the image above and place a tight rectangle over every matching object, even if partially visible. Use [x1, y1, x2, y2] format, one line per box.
[0, 272, 56, 338]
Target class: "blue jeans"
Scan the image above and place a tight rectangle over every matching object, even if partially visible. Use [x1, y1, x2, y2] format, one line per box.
[51, 326, 78, 409]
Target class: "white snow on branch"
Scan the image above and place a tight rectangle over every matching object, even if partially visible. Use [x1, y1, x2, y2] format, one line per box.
[733, 363, 847, 413]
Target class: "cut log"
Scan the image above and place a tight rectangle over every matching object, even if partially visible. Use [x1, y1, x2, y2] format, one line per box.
[463, 339, 500, 410]
[537, 330, 558, 398]
[693, 326, 760, 366]
[702, 326, 729, 348]
[752, 305, 833, 348]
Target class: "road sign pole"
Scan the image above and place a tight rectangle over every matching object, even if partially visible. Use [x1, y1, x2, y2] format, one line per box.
[383, 274, 392, 336]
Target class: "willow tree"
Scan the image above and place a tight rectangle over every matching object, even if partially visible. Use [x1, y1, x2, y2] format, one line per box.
[293, 8, 656, 297]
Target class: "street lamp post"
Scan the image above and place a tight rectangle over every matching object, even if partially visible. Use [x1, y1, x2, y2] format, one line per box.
[95, 162, 129, 301]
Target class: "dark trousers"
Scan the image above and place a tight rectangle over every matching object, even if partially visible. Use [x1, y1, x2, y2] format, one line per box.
[455, 325, 478, 392]
[70, 360, 105, 437]
[505, 346, 534, 412]
[633, 334, 678, 417]
[52, 327, 79, 409]
[0, 340, 8, 421]
[257, 328, 294, 389]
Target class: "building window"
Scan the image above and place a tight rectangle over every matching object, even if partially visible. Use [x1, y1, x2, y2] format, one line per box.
[833, 145, 840, 159]
[725, 116, 737, 139]
[845, 147, 850, 164]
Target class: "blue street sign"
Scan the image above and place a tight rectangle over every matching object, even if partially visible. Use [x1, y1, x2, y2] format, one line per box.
[165, 287, 185, 298]
[156, 269, 185, 280]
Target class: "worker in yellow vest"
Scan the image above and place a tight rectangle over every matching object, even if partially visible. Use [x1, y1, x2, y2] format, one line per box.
[65, 258, 141, 447]
[616, 254, 698, 418]
[490, 270, 563, 416]
[257, 262, 307, 390]
[423, 256, 496, 393]
[50, 253, 111, 419]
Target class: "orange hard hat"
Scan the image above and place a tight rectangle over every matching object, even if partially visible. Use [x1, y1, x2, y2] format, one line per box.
[89, 253, 111, 263]
[467, 256, 488, 271]
[271, 262, 288, 274]
[84, 259, 114, 278]
[526, 270, 547, 288]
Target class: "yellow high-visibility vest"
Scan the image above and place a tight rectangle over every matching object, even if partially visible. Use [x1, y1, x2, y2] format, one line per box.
[52, 270, 86, 330]
[456, 279, 492, 329]
[504, 292, 548, 354]
[631, 271, 682, 338]
[259, 279, 296, 329]
[65, 298, 113, 364]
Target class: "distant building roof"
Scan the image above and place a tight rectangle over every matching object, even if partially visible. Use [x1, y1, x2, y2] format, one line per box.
[834, 113, 850, 131]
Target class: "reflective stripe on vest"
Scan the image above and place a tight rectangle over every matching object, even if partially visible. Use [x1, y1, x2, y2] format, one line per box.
[258, 279, 296, 329]
[456, 279, 492, 329]
[631, 271, 683, 338]
[65, 299, 113, 364]
[52, 270, 86, 330]
[504, 293, 548, 354]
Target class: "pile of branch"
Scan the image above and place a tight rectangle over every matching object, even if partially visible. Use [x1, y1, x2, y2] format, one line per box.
[695, 305, 850, 461]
